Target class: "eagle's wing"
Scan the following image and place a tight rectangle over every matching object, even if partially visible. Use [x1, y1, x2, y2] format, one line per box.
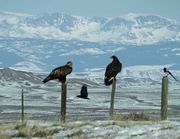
[105, 62, 122, 77]
[42, 67, 64, 83]
[105, 63, 112, 76]
[43, 63, 72, 83]
[51, 66, 70, 78]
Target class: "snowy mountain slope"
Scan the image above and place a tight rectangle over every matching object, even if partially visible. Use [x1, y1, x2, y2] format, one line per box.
[0, 12, 180, 45]
[0, 67, 179, 89]
[0, 12, 180, 86]
[1, 36, 180, 73]
[0, 68, 101, 89]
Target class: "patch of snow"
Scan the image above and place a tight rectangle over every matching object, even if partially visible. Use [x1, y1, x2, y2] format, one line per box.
[10, 61, 44, 73]
[59, 48, 105, 56]
[171, 48, 180, 52]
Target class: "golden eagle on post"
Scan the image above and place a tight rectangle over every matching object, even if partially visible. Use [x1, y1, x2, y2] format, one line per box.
[43, 61, 73, 83]
[104, 55, 122, 86]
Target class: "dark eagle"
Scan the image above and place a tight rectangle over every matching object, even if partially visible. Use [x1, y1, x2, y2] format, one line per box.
[163, 67, 179, 81]
[43, 61, 73, 83]
[104, 55, 122, 86]
[77, 84, 89, 99]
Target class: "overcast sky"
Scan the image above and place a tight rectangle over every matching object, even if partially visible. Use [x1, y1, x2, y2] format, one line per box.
[0, 0, 179, 21]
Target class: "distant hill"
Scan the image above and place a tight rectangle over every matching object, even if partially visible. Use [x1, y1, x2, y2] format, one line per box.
[0, 68, 179, 89]
[0, 12, 180, 79]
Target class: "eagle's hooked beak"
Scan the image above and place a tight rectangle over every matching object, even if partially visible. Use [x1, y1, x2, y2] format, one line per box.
[67, 61, 73, 67]
[110, 56, 113, 59]
[110, 55, 116, 59]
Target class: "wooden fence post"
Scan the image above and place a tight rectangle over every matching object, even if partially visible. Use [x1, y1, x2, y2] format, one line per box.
[161, 76, 168, 120]
[21, 89, 24, 122]
[61, 82, 67, 123]
[110, 78, 116, 118]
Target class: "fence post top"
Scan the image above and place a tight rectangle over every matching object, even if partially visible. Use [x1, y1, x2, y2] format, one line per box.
[163, 75, 168, 79]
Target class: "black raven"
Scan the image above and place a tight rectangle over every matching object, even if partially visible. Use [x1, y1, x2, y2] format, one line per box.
[77, 84, 89, 99]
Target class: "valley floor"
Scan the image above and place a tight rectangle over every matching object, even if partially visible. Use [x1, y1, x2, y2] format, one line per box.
[0, 86, 180, 138]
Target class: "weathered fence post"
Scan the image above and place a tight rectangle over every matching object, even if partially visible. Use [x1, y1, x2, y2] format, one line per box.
[161, 76, 168, 120]
[110, 78, 116, 118]
[21, 89, 24, 122]
[61, 82, 67, 123]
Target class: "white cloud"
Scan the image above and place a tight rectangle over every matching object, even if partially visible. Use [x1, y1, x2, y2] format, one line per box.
[175, 53, 180, 56]
[107, 47, 125, 53]
[171, 48, 180, 52]
[0, 45, 4, 48]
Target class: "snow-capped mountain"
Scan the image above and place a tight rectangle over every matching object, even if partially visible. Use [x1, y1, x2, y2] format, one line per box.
[0, 12, 180, 79]
[0, 12, 180, 45]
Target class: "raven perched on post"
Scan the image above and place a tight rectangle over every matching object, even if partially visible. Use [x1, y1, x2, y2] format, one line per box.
[104, 55, 122, 86]
[43, 61, 73, 83]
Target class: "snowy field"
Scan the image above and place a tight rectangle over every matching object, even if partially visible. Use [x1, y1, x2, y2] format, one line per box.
[0, 82, 180, 138]
[0, 85, 180, 122]
[0, 75, 180, 139]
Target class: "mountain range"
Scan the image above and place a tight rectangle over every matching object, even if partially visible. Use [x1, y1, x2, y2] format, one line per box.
[0, 12, 180, 83]
[0, 12, 180, 44]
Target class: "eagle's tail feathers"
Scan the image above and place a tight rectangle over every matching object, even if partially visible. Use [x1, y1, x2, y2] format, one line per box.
[104, 77, 114, 86]
[42, 76, 51, 83]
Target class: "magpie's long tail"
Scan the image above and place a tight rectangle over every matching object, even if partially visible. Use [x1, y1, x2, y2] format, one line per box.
[168, 71, 179, 82]
[104, 76, 114, 86]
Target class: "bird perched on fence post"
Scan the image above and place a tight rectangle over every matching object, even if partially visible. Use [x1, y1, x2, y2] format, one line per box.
[104, 55, 122, 86]
[43, 61, 73, 83]
[163, 67, 179, 81]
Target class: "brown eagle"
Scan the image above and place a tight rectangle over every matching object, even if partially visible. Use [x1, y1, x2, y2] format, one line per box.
[43, 61, 73, 83]
[104, 55, 122, 86]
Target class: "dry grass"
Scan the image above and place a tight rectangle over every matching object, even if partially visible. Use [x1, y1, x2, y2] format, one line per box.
[0, 134, 12, 139]
[67, 130, 84, 139]
[111, 111, 161, 127]
[0, 124, 14, 131]
[0, 122, 60, 138]
[113, 111, 150, 121]
[0, 124, 16, 139]
[0, 113, 162, 139]
[0, 120, 99, 139]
